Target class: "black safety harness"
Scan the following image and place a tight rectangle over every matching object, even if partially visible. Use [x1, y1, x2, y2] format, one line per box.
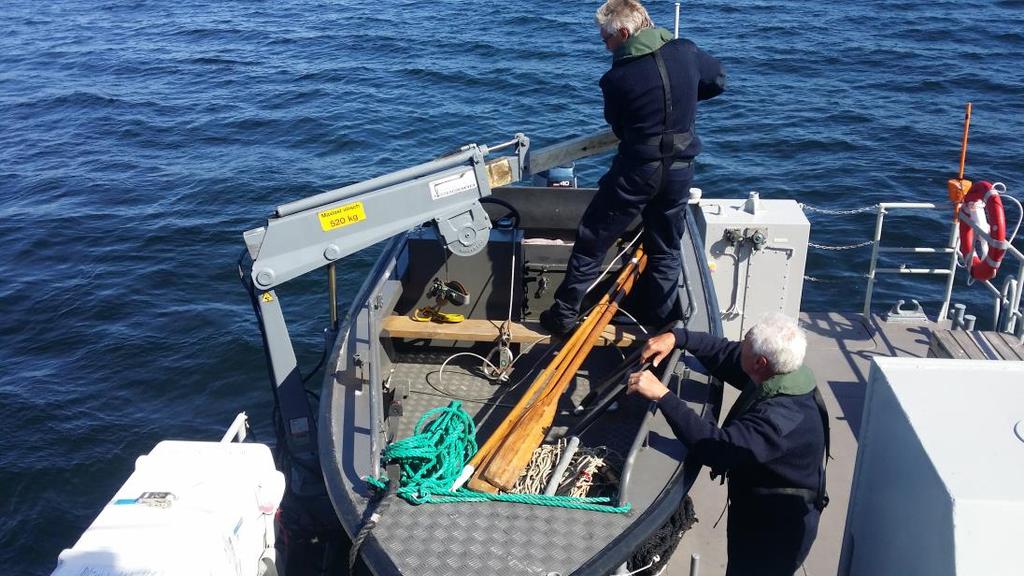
[620, 46, 695, 184]
[715, 385, 831, 512]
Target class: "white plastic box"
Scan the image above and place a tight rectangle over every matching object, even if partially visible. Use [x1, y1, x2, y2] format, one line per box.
[52, 440, 285, 576]
[840, 357, 1024, 575]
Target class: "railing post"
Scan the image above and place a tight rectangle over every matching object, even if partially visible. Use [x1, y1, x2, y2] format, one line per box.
[862, 205, 886, 317]
[938, 217, 959, 322]
[999, 277, 1018, 333]
[1012, 261, 1024, 334]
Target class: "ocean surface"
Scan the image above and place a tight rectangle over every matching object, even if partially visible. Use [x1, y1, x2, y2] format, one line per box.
[2, 0, 1022, 572]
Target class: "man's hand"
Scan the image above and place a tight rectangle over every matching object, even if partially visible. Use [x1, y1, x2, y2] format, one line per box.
[627, 369, 670, 401]
[641, 332, 676, 367]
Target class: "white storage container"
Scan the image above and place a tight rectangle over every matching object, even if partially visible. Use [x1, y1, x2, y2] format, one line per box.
[841, 357, 1024, 576]
[52, 440, 285, 576]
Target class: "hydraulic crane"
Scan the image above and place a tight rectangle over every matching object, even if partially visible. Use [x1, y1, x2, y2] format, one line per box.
[238, 130, 619, 497]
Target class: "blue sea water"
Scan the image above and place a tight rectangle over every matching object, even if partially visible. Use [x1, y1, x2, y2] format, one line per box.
[1, 0, 1022, 572]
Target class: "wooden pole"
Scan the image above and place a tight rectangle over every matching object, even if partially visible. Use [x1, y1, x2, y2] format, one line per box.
[474, 251, 647, 491]
[465, 249, 646, 492]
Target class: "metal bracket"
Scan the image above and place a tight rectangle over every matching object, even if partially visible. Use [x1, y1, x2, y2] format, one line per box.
[434, 201, 491, 257]
[723, 228, 743, 246]
[745, 228, 767, 252]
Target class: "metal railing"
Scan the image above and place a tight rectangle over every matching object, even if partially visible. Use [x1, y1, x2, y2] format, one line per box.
[861, 201, 1024, 336]
[959, 207, 1024, 335]
[862, 203, 959, 320]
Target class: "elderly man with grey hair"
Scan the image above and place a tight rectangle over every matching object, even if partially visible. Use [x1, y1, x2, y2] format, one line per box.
[629, 312, 828, 576]
[539, 0, 725, 337]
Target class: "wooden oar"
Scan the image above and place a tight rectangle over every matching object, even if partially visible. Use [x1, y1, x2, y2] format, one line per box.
[479, 254, 645, 490]
[465, 247, 646, 492]
[476, 251, 647, 491]
[462, 254, 634, 492]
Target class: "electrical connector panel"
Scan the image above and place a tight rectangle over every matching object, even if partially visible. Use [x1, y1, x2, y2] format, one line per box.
[695, 197, 810, 340]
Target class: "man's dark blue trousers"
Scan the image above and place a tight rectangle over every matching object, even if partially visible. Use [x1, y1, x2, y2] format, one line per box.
[548, 156, 693, 327]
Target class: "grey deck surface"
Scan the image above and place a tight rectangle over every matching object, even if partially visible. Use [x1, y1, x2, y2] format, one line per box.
[667, 312, 942, 576]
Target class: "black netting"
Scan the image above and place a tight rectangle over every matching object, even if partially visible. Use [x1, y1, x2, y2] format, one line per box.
[628, 495, 698, 575]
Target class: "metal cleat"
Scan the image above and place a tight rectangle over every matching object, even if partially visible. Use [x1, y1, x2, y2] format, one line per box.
[884, 299, 928, 323]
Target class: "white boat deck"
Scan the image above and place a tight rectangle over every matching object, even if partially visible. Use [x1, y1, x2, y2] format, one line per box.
[667, 311, 945, 576]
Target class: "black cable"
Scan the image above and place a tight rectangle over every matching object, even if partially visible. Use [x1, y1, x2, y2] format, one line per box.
[479, 196, 521, 229]
[348, 464, 400, 572]
[302, 346, 327, 384]
[239, 249, 322, 476]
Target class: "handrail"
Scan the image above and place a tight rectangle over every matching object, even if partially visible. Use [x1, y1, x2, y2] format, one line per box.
[860, 200, 1024, 335]
[220, 412, 249, 443]
[862, 203, 959, 320]
[957, 209, 1024, 334]
[618, 348, 683, 507]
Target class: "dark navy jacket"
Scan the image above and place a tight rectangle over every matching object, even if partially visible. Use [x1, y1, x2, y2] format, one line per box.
[659, 328, 825, 575]
[600, 37, 725, 162]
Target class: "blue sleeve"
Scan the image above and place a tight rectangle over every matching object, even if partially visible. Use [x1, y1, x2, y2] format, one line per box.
[599, 75, 624, 138]
[670, 326, 747, 390]
[695, 48, 725, 101]
[657, 393, 793, 472]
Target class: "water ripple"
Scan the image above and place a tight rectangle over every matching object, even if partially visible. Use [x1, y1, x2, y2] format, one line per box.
[2, 1, 1023, 573]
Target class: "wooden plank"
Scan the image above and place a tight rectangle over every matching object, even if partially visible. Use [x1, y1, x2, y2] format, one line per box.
[992, 332, 1024, 361]
[526, 129, 619, 177]
[381, 315, 642, 347]
[979, 332, 1020, 361]
[947, 330, 990, 360]
[928, 331, 971, 359]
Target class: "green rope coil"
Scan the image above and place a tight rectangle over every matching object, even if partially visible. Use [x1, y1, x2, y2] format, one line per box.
[365, 401, 630, 514]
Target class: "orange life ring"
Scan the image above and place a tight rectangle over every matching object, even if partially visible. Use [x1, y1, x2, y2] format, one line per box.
[958, 180, 1007, 282]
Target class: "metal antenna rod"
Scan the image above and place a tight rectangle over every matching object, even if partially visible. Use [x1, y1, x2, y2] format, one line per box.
[328, 263, 338, 331]
[675, 2, 681, 38]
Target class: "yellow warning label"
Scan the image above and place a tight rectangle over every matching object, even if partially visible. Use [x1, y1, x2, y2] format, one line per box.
[318, 202, 367, 232]
[261, 292, 274, 303]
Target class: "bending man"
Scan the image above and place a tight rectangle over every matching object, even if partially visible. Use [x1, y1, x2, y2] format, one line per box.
[628, 312, 828, 576]
[539, 0, 725, 336]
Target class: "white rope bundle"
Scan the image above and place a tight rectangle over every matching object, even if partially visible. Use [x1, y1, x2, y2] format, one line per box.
[510, 438, 621, 498]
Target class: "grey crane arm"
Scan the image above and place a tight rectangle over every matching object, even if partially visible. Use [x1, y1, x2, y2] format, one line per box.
[242, 128, 619, 290]
[238, 129, 620, 492]
[243, 134, 531, 290]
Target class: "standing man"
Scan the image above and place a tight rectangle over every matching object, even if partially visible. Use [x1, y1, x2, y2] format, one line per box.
[539, 0, 725, 337]
[628, 313, 829, 576]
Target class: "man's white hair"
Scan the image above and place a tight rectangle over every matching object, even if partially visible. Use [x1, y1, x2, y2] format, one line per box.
[744, 312, 807, 374]
[595, 0, 654, 36]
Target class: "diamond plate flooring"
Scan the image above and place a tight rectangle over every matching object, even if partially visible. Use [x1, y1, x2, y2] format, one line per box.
[351, 343, 669, 575]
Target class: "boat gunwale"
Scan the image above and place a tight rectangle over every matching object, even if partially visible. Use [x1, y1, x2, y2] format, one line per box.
[317, 204, 725, 574]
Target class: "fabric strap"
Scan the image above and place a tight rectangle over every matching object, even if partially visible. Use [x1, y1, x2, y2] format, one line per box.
[752, 389, 830, 511]
[715, 385, 831, 512]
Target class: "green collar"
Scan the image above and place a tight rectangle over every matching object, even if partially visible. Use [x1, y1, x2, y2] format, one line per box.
[759, 365, 817, 400]
[614, 27, 674, 62]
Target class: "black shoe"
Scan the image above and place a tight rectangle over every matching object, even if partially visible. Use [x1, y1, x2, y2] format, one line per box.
[539, 309, 575, 339]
